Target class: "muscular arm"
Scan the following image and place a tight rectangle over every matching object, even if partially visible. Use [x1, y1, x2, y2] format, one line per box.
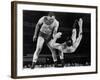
[53, 21, 59, 38]
[33, 17, 44, 38]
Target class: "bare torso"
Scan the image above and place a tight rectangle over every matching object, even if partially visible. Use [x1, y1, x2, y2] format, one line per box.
[40, 16, 58, 35]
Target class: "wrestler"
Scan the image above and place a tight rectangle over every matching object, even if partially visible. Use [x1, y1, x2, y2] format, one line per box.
[31, 12, 60, 69]
[49, 18, 83, 59]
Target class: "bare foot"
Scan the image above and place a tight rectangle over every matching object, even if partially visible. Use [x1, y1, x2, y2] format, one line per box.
[78, 18, 83, 34]
[78, 18, 83, 28]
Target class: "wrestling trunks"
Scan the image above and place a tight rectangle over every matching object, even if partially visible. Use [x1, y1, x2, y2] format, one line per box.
[39, 31, 52, 43]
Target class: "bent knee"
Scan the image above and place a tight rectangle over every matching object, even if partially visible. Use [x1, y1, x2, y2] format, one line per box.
[36, 46, 42, 52]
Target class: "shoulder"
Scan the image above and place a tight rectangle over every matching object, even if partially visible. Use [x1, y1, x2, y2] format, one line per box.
[38, 16, 45, 23]
[54, 19, 59, 26]
[39, 16, 45, 20]
[55, 19, 59, 23]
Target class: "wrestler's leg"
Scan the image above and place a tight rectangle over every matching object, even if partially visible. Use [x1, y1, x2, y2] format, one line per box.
[78, 18, 83, 36]
[73, 35, 82, 49]
[71, 29, 77, 44]
[73, 18, 83, 48]
[71, 19, 79, 44]
[31, 36, 44, 69]
[32, 36, 44, 62]
[47, 42, 58, 67]
[47, 42, 57, 62]
[58, 50, 64, 60]
[58, 50, 64, 67]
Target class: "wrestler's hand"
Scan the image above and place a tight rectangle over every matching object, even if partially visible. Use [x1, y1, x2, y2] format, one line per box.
[33, 36, 37, 42]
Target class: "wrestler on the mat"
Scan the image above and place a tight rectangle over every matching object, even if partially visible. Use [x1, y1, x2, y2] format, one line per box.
[49, 18, 83, 62]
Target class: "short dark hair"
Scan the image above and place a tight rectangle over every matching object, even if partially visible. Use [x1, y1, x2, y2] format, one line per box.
[66, 39, 73, 47]
[66, 37, 73, 47]
[48, 12, 55, 17]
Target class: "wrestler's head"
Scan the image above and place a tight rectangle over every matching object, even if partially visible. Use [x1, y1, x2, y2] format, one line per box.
[44, 12, 55, 25]
[67, 40, 72, 46]
[47, 12, 55, 20]
[66, 37, 73, 47]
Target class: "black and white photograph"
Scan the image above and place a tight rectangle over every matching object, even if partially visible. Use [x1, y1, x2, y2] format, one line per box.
[11, 1, 97, 78]
[23, 11, 90, 69]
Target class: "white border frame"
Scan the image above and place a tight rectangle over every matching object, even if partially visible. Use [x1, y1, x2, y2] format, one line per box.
[15, 2, 97, 77]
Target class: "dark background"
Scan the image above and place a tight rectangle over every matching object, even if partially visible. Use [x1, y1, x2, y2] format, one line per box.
[23, 10, 91, 68]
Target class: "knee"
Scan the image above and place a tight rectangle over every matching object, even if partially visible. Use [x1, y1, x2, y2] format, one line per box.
[38, 47, 42, 52]
[36, 46, 42, 52]
[50, 47, 55, 51]
[51, 49, 56, 54]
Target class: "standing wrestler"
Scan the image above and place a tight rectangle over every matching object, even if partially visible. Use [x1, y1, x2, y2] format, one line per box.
[31, 12, 62, 69]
